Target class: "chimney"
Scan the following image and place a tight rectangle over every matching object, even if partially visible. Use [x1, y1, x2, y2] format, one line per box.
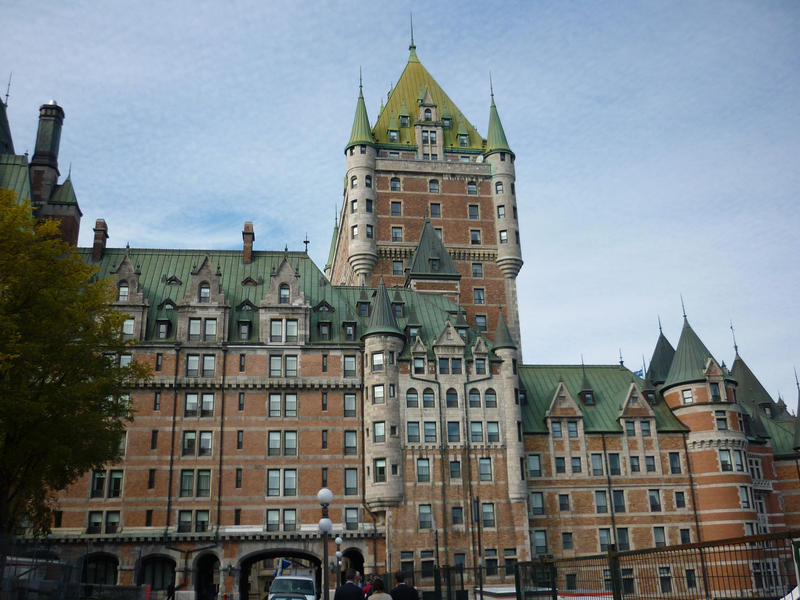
[92, 219, 108, 261]
[242, 221, 255, 264]
[30, 101, 65, 207]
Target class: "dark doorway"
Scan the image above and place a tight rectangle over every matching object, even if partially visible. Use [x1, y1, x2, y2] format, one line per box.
[237, 549, 320, 600]
[342, 548, 364, 579]
[196, 553, 220, 600]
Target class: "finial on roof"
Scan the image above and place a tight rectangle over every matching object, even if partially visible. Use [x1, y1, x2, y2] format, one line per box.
[303, 233, 309, 254]
[657, 315, 662, 334]
[67, 161, 72, 179]
[4, 72, 11, 106]
[642, 355, 647, 378]
[730, 319, 739, 356]
[489, 72, 494, 102]
[359, 67, 363, 94]
[410, 12, 415, 49]
[795, 366, 799, 392]
[619, 348, 624, 367]
[680, 294, 687, 319]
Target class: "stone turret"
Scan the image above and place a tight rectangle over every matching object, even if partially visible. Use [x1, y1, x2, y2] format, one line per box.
[344, 80, 377, 285]
[362, 280, 405, 509]
[30, 101, 64, 208]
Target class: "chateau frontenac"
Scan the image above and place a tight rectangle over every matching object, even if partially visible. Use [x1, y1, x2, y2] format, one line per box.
[1, 39, 798, 599]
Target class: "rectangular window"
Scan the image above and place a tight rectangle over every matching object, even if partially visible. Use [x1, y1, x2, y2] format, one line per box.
[283, 469, 297, 496]
[682, 389, 693, 404]
[555, 457, 565, 474]
[715, 410, 728, 430]
[720, 449, 732, 471]
[285, 393, 297, 417]
[571, 457, 582, 473]
[284, 355, 297, 377]
[284, 431, 297, 455]
[186, 354, 199, 376]
[558, 494, 570, 511]
[669, 452, 681, 474]
[680, 528, 691, 544]
[562, 532, 573, 550]
[472, 262, 483, 278]
[468, 204, 479, 219]
[180, 470, 194, 497]
[450, 460, 461, 479]
[424, 421, 436, 443]
[613, 490, 625, 513]
[567, 421, 578, 438]
[184, 393, 198, 417]
[710, 382, 722, 402]
[530, 492, 544, 515]
[417, 458, 430, 482]
[528, 455, 542, 478]
[266, 509, 280, 531]
[487, 421, 499, 442]
[617, 528, 630, 551]
[649, 489, 662, 512]
[475, 358, 486, 374]
[391, 226, 403, 242]
[238, 392, 245, 411]
[270, 320, 282, 342]
[595, 490, 608, 514]
[591, 453, 603, 476]
[392, 260, 403, 275]
[470, 421, 483, 442]
[675, 491, 686, 508]
[150, 429, 159, 450]
[202, 354, 215, 377]
[407, 422, 420, 443]
[267, 469, 280, 496]
[608, 453, 621, 475]
[283, 509, 297, 532]
[599, 528, 611, 552]
[196, 469, 210, 497]
[654, 526, 666, 547]
[344, 393, 356, 417]
[344, 430, 357, 455]
[204, 318, 216, 341]
[625, 420, 636, 436]
[451, 358, 462, 374]
[645, 455, 656, 472]
[641, 420, 651, 437]
[470, 229, 481, 245]
[447, 421, 460, 442]
[479, 458, 492, 481]
[345, 507, 359, 531]
[533, 531, 547, 555]
[188, 318, 201, 341]
[90, 471, 106, 498]
[551, 421, 562, 438]
[344, 468, 358, 496]
[374, 458, 386, 482]
[181, 431, 196, 455]
[343, 356, 356, 377]
[200, 393, 213, 417]
[630, 456, 640, 472]
[739, 485, 751, 509]
[148, 468, 156, 489]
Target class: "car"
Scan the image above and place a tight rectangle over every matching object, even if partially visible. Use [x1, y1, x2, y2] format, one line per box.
[269, 576, 316, 600]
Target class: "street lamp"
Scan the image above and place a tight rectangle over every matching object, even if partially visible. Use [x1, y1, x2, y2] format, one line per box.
[334, 536, 343, 589]
[318, 488, 334, 600]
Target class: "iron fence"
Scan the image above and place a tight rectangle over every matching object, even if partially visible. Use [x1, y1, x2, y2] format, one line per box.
[518, 530, 800, 600]
[363, 565, 517, 600]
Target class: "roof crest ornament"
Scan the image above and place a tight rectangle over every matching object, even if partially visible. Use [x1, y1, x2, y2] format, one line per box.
[489, 71, 494, 102]
[658, 315, 662, 334]
[619, 348, 624, 367]
[680, 294, 687, 319]
[4, 72, 11, 106]
[359, 67, 363, 94]
[410, 12, 415, 49]
[730, 319, 739, 356]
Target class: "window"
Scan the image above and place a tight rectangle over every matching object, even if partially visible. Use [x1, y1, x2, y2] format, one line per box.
[350, 176, 357, 188]
[279, 284, 290, 304]
[528, 491, 545, 515]
[267, 470, 280, 496]
[654, 527, 666, 547]
[189, 318, 201, 341]
[468, 388, 481, 408]
[497, 205, 506, 219]
[669, 452, 681, 474]
[345, 507, 359, 531]
[446, 388, 458, 407]
[470, 229, 481, 244]
[350, 199, 357, 213]
[157, 321, 170, 339]
[470, 421, 483, 442]
[407, 422, 420, 443]
[423, 388, 435, 407]
[480, 458, 492, 481]
[447, 421, 460, 442]
[682, 389, 693, 404]
[608, 453, 621, 475]
[198, 283, 210, 303]
[528, 455, 542, 478]
[344, 430, 357, 455]
[198, 431, 212, 456]
[559, 494, 570, 511]
[388, 129, 399, 142]
[613, 490, 625, 512]
[236, 430, 243, 450]
[475, 358, 486, 375]
[181, 431, 196, 456]
[715, 410, 728, 430]
[499, 230, 508, 244]
[365, 224, 373, 239]
[373, 421, 385, 443]
[739, 485, 751, 509]
[184, 393, 198, 417]
[473, 288, 485, 304]
[117, 283, 129, 301]
[266, 509, 279, 531]
[562, 532, 573, 550]
[649, 489, 662, 512]
[452, 506, 463, 525]
[626, 420, 636, 436]
[571, 457, 582, 473]
[424, 109, 432, 121]
[200, 393, 213, 417]
[630, 456, 640, 472]
[343, 468, 358, 495]
[680, 528, 691, 544]
[429, 203, 442, 219]
[150, 430, 158, 450]
[417, 459, 430, 482]
[685, 569, 697, 590]
[283, 469, 297, 496]
[406, 388, 419, 408]
[105, 511, 120, 533]
[121, 318, 135, 340]
[720, 449, 732, 471]
[418, 504, 432, 529]
[374, 458, 386, 483]
[599, 528, 611, 551]
[710, 382, 721, 402]
[675, 491, 686, 508]
[424, 421, 436, 443]
[555, 457, 565, 474]
[551, 422, 562, 438]
[532, 530, 547, 555]
[90, 471, 106, 498]
[390, 177, 401, 191]
[365, 175, 372, 188]
[591, 454, 603, 476]
[467, 204, 479, 220]
[341, 356, 356, 378]
[568, 421, 578, 438]
[482, 503, 496, 528]
[645, 455, 656, 472]
[344, 393, 356, 416]
[429, 180, 439, 193]
[204, 318, 216, 341]
[282, 509, 297, 532]
[595, 491, 608, 513]
[495, 181, 504, 194]
[617, 528, 630, 551]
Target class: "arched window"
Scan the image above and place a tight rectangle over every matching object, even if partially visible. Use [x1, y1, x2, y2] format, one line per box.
[279, 284, 290, 304]
[446, 388, 458, 408]
[467, 181, 477, 195]
[83, 554, 118, 585]
[485, 388, 497, 408]
[423, 388, 435, 408]
[138, 556, 176, 591]
[495, 181, 504, 194]
[406, 388, 419, 408]
[428, 180, 439, 193]
[390, 177, 401, 191]
[424, 108, 432, 121]
[117, 282, 129, 302]
[350, 176, 357, 188]
[365, 175, 372, 188]
[198, 283, 210, 303]
[469, 388, 481, 407]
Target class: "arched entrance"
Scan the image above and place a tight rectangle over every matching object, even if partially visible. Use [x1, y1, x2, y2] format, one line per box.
[82, 552, 118, 585]
[196, 553, 220, 600]
[137, 555, 176, 592]
[238, 549, 320, 600]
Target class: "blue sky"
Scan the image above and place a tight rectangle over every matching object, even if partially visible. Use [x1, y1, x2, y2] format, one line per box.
[3, 0, 799, 408]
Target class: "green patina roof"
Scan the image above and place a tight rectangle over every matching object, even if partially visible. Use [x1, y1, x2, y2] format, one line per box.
[372, 47, 483, 150]
[50, 175, 79, 206]
[363, 279, 402, 338]
[646, 331, 675, 384]
[731, 354, 796, 454]
[406, 218, 460, 279]
[520, 364, 688, 434]
[0, 153, 31, 204]
[346, 85, 374, 150]
[663, 318, 718, 388]
[492, 311, 516, 351]
[485, 95, 512, 157]
[0, 101, 14, 155]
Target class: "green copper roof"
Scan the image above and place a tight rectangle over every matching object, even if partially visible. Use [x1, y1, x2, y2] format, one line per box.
[371, 47, 483, 150]
[50, 176, 79, 206]
[492, 311, 516, 350]
[646, 331, 675, 384]
[406, 218, 460, 279]
[520, 364, 687, 434]
[346, 85, 374, 150]
[0, 154, 31, 204]
[663, 318, 717, 388]
[363, 279, 402, 338]
[0, 101, 14, 155]
[485, 95, 512, 157]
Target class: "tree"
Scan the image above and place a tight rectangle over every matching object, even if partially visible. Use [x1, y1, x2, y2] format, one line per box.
[0, 188, 149, 550]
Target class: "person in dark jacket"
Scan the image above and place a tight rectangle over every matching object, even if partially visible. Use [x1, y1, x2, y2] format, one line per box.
[389, 572, 418, 600]
[334, 568, 363, 600]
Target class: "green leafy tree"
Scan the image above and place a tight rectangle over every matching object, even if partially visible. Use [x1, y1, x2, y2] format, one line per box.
[0, 188, 148, 552]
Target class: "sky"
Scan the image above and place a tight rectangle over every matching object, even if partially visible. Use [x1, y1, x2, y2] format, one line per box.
[3, 0, 799, 410]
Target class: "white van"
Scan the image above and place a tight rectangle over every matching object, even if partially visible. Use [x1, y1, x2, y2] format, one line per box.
[269, 575, 317, 600]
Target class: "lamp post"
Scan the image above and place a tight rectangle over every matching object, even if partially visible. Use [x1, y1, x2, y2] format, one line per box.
[334, 536, 343, 589]
[318, 488, 334, 600]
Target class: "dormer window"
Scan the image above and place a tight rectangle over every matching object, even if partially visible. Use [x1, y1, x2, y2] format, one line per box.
[456, 328, 467, 340]
[763, 405, 773, 418]
[580, 391, 594, 405]
[198, 283, 210, 303]
[458, 134, 468, 147]
[117, 283, 129, 301]
[442, 117, 451, 128]
[710, 382, 721, 402]
[392, 303, 404, 318]
[388, 130, 399, 143]
[429, 258, 439, 271]
[279, 284, 290, 304]
[343, 322, 356, 340]
[157, 320, 170, 339]
[424, 108, 432, 121]
[357, 302, 370, 317]
[400, 115, 410, 127]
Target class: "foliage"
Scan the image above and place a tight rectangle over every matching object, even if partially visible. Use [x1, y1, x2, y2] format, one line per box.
[0, 188, 149, 540]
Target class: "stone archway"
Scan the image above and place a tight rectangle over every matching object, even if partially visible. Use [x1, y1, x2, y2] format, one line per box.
[195, 553, 220, 600]
[82, 552, 119, 585]
[341, 548, 364, 581]
[237, 548, 321, 600]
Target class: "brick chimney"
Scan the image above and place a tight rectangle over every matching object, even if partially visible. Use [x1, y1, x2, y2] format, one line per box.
[92, 219, 108, 261]
[242, 221, 255, 264]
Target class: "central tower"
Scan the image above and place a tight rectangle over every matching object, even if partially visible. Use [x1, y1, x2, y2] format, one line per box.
[327, 41, 524, 348]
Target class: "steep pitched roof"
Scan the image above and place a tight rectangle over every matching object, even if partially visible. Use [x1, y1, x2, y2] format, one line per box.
[646, 331, 675, 384]
[492, 311, 516, 351]
[346, 83, 374, 150]
[50, 175, 79, 207]
[406, 218, 459, 279]
[520, 364, 687, 434]
[485, 94, 512, 157]
[0, 153, 31, 203]
[0, 101, 14, 155]
[663, 318, 717, 388]
[371, 47, 483, 151]
[363, 279, 402, 338]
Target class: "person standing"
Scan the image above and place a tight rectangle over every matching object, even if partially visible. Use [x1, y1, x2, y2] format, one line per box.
[368, 578, 392, 600]
[389, 572, 418, 600]
[334, 568, 364, 600]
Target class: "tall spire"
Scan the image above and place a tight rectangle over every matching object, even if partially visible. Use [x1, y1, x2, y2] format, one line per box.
[346, 72, 374, 150]
[485, 81, 512, 157]
[363, 279, 402, 338]
[730, 320, 739, 356]
[663, 318, 717, 388]
[408, 13, 418, 62]
[0, 93, 14, 155]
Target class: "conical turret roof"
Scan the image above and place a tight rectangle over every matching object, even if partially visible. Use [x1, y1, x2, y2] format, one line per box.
[363, 280, 402, 338]
[346, 83, 374, 150]
[646, 331, 675, 385]
[731, 354, 774, 412]
[492, 310, 516, 351]
[406, 218, 459, 279]
[0, 100, 14, 155]
[485, 95, 512, 157]
[663, 318, 717, 388]
[324, 221, 339, 273]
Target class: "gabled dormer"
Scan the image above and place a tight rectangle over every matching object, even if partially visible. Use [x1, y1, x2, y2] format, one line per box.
[546, 381, 582, 419]
[177, 255, 229, 343]
[180, 256, 225, 306]
[471, 337, 490, 376]
[258, 256, 310, 344]
[410, 337, 428, 375]
[112, 254, 148, 340]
